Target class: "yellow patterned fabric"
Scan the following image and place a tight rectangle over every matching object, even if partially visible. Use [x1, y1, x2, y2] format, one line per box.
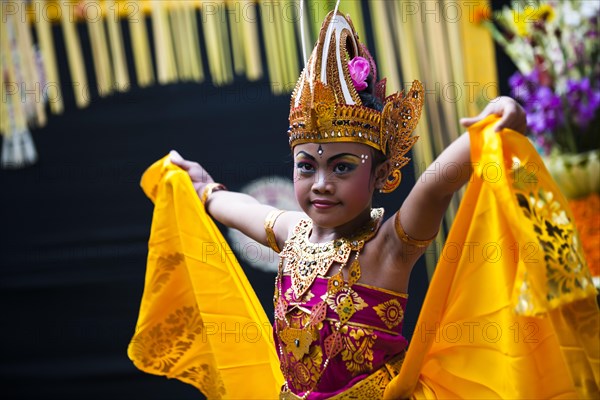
[384, 116, 600, 399]
[127, 155, 283, 399]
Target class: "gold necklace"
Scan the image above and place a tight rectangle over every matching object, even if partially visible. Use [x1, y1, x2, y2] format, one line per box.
[275, 208, 384, 398]
[280, 208, 384, 299]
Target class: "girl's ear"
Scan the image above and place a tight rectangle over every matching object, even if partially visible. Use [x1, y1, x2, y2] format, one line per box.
[374, 160, 392, 190]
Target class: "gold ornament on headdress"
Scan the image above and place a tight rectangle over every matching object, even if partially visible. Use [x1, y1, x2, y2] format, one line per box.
[287, 11, 424, 193]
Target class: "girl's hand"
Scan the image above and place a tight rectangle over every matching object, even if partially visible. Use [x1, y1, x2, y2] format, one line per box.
[460, 96, 527, 134]
[169, 150, 215, 197]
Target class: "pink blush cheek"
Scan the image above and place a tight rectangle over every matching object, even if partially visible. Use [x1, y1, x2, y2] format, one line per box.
[352, 167, 375, 204]
[293, 175, 309, 208]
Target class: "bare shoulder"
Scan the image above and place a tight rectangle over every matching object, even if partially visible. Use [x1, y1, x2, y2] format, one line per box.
[367, 211, 428, 271]
[357, 215, 417, 293]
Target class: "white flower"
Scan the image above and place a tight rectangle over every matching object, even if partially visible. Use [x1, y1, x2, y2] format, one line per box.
[562, 2, 582, 26]
[580, 0, 600, 18]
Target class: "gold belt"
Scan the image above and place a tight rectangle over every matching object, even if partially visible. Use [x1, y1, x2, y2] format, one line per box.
[280, 351, 405, 400]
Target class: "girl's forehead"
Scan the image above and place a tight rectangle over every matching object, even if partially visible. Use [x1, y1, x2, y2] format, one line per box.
[294, 142, 373, 156]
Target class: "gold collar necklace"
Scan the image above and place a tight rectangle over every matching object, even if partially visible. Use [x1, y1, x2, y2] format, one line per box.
[280, 208, 385, 300]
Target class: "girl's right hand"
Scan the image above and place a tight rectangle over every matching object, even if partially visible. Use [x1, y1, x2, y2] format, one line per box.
[169, 150, 215, 198]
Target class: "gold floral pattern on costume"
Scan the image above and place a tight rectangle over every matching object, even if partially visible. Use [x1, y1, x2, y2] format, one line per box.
[284, 285, 314, 304]
[149, 253, 184, 296]
[287, 343, 324, 392]
[373, 299, 404, 329]
[175, 364, 226, 399]
[340, 326, 377, 375]
[511, 160, 593, 308]
[278, 309, 324, 392]
[323, 288, 367, 315]
[129, 305, 204, 374]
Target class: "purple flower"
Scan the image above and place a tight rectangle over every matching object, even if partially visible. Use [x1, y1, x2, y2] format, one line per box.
[565, 78, 600, 127]
[348, 56, 370, 92]
[524, 85, 564, 134]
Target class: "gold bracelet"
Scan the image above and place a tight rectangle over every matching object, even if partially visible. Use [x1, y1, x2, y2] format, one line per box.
[200, 183, 227, 206]
[264, 209, 285, 253]
[394, 210, 436, 248]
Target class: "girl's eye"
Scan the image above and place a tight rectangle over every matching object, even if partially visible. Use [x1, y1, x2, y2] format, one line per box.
[296, 162, 315, 173]
[333, 163, 356, 174]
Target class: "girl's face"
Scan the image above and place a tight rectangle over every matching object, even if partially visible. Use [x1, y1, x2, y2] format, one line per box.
[293, 142, 387, 230]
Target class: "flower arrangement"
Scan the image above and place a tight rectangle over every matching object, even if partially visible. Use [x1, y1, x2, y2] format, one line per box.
[478, 0, 600, 155]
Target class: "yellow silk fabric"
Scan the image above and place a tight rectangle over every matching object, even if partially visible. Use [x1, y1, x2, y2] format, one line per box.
[385, 116, 599, 399]
[127, 156, 283, 399]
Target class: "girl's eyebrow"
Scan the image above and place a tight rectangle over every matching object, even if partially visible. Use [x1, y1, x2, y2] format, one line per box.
[295, 151, 315, 161]
[328, 153, 360, 163]
[295, 151, 360, 163]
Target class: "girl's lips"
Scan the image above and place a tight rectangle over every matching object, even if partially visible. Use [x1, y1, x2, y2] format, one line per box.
[312, 200, 339, 209]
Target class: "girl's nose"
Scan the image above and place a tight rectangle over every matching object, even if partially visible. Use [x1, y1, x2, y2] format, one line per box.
[311, 171, 335, 194]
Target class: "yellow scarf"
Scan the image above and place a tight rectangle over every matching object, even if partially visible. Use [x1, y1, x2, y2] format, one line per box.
[127, 156, 283, 399]
[385, 116, 599, 399]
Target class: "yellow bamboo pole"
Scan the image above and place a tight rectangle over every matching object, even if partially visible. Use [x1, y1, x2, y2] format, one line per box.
[33, 0, 63, 114]
[259, 1, 281, 93]
[369, 1, 400, 93]
[390, 1, 443, 278]
[14, 0, 46, 127]
[184, 1, 204, 82]
[151, 0, 177, 84]
[59, 0, 90, 107]
[240, 0, 262, 80]
[0, 6, 10, 136]
[128, 0, 155, 87]
[170, 2, 189, 81]
[105, 0, 130, 91]
[217, 2, 234, 84]
[458, 0, 498, 114]
[85, 0, 114, 97]
[227, 0, 246, 76]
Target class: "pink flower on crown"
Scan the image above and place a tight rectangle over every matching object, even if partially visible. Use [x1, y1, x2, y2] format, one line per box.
[348, 56, 370, 91]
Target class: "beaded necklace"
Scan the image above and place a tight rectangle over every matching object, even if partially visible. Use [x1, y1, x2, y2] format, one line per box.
[275, 208, 384, 399]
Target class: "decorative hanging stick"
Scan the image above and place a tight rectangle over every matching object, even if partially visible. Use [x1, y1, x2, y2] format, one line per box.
[105, 0, 130, 91]
[6, 13, 30, 134]
[0, 11, 37, 169]
[239, 0, 262, 81]
[270, 0, 287, 92]
[183, 0, 203, 82]
[15, 0, 46, 127]
[127, 0, 155, 87]
[369, 1, 400, 92]
[201, 0, 233, 86]
[33, 0, 63, 114]
[59, 0, 90, 107]
[85, 0, 114, 97]
[150, 0, 177, 84]
[259, 1, 282, 93]
[227, 0, 246, 76]
[216, 1, 233, 85]
[0, 8, 9, 137]
[169, 2, 186, 80]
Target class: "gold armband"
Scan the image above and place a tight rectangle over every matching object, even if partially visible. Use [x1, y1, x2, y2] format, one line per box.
[394, 211, 436, 248]
[200, 183, 227, 206]
[264, 209, 285, 253]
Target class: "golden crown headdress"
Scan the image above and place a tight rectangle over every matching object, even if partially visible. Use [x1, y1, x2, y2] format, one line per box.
[288, 11, 424, 193]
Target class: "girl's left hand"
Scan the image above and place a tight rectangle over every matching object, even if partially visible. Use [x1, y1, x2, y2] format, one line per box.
[460, 96, 527, 134]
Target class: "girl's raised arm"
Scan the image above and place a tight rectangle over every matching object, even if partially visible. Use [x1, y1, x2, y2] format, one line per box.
[388, 97, 526, 257]
[169, 150, 304, 252]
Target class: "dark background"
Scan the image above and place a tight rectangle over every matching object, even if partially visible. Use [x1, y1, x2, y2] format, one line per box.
[0, 2, 516, 399]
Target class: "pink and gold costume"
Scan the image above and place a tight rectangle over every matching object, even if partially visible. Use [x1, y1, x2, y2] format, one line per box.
[275, 274, 408, 399]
